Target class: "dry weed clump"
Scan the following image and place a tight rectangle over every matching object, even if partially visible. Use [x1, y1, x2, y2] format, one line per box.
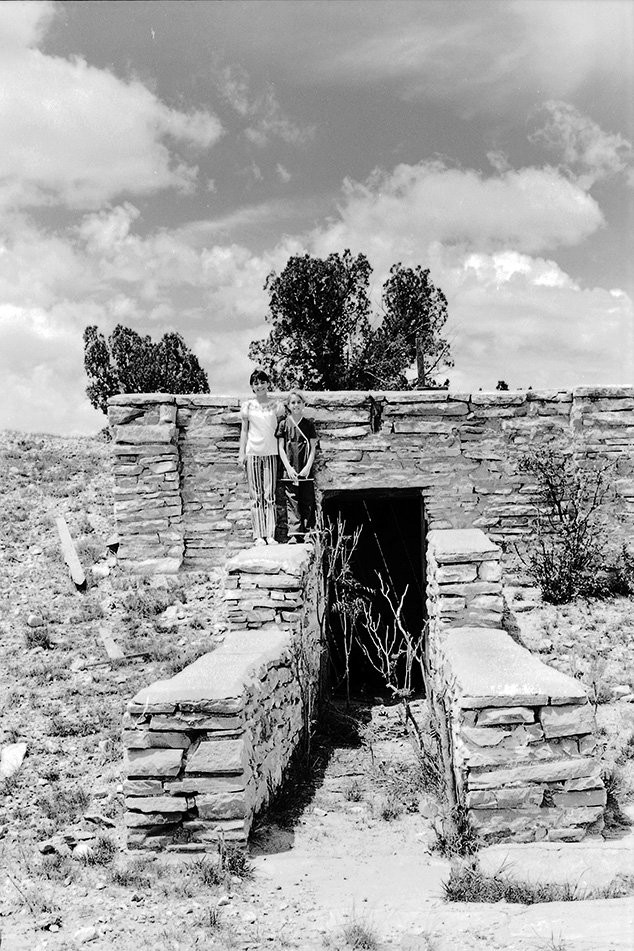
[443, 860, 634, 904]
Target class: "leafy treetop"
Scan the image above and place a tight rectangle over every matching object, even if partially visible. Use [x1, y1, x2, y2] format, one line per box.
[83, 324, 209, 415]
[248, 251, 452, 390]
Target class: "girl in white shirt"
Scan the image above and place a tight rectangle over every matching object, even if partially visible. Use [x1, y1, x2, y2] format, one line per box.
[238, 369, 283, 546]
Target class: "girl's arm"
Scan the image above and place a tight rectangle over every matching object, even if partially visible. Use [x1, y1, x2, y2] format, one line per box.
[238, 416, 249, 467]
[278, 436, 298, 482]
[299, 438, 317, 478]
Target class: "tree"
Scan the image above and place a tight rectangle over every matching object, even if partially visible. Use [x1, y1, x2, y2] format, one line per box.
[83, 324, 209, 415]
[377, 263, 453, 387]
[496, 380, 509, 391]
[249, 251, 452, 390]
[249, 250, 373, 389]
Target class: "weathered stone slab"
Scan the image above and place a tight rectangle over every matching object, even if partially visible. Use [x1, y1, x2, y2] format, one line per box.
[130, 630, 290, 708]
[149, 713, 243, 731]
[185, 738, 245, 774]
[428, 529, 501, 563]
[226, 546, 312, 576]
[466, 785, 544, 809]
[469, 757, 598, 788]
[540, 703, 595, 738]
[123, 780, 164, 796]
[125, 796, 193, 813]
[476, 707, 536, 726]
[195, 791, 246, 819]
[114, 424, 177, 444]
[441, 628, 588, 708]
[123, 731, 192, 749]
[436, 564, 478, 584]
[165, 776, 245, 795]
[552, 788, 607, 808]
[125, 812, 181, 828]
[461, 726, 512, 747]
[125, 748, 184, 778]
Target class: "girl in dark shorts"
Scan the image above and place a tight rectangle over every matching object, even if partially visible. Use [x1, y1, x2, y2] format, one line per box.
[276, 391, 317, 543]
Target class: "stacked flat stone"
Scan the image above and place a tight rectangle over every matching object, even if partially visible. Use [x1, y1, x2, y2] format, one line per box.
[109, 395, 183, 573]
[123, 545, 321, 851]
[176, 396, 252, 568]
[437, 627, 605, 843]
[426, 528, 504, 630]
[224, 544, 316, 631]
[108, 386, 634, 578]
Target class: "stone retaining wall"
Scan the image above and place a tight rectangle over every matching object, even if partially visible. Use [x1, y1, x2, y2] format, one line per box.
[108, 386, 634, 575]
[123, 546, 321, 851]
[426, 529, 605, 843]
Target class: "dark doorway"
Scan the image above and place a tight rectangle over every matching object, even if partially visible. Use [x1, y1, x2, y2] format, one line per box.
[322, 489, 426, 699]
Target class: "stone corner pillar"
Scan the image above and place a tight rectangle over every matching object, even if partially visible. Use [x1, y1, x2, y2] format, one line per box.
[108, 395, 184, 573]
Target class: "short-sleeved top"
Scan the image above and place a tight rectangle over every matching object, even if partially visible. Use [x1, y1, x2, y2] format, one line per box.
[241, 399, 280, 456]
[275, 416, 317, 472]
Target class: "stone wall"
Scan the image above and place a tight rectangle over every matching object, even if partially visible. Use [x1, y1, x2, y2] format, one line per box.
[425, 529, 605, 843]
[108, 386, 634, 575]
[123, 545, 321, 851]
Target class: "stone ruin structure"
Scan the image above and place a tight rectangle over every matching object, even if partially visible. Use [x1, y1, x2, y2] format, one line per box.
[110, 385, 634, 849]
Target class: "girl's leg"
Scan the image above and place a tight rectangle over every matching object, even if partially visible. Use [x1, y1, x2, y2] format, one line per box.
[285, 481, 301, 538]
[246, 455, 266, 540]
[299, 480, 315, 533]
[261, 455, 278, 541]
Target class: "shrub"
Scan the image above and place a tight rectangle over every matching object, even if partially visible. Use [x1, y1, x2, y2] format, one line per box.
[434, 806, 480, 858]
[79, 833, 118, 866]
[24, 626, 52, 650]
[443, 861, 634, 904]
[341, 918, 380, 950]
[518, 449, 615, 604]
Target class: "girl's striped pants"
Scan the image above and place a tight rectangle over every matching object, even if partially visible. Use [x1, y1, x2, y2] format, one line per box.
[245, 454, 278, 540]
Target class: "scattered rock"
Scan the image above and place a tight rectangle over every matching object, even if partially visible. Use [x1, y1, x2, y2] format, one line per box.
[74, 925, 98, 944]
[26, 613, 45, 627]
[91, 564, 110, 579]
[0, 741, 27, 780]
[106, 534, 119, 553]
[611, 684, 632, 700]
[84, 811, 116, 828]
[73, 841, 94, 861]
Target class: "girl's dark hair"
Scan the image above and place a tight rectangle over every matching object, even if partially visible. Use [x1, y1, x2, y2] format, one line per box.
[249, 368, 270, 386]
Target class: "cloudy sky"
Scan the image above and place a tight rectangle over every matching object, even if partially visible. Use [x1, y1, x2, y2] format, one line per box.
[1, 0, 633, 434]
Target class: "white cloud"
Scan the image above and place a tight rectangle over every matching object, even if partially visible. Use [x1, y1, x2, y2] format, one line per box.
[0, 1, 222, 210]
[311, 161, 603, 264]
[276, 164, 292, 184]
[220, 1, 632, 113]
[529, 101, 634, 189]
[307, 162, 632, 391]
[219, 65, 314, 148]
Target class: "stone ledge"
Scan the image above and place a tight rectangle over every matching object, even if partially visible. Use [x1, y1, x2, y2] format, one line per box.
[440, 627, 588, 708]
[129, 629, 290, 710]
[226, 544, 313, 576]
[427, 528, 501, 564]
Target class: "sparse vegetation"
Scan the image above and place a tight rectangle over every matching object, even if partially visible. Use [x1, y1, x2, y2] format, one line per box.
[341, 917, 380, 950]
[443, 860, 634, 904]
[517, 447, 634, 603]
